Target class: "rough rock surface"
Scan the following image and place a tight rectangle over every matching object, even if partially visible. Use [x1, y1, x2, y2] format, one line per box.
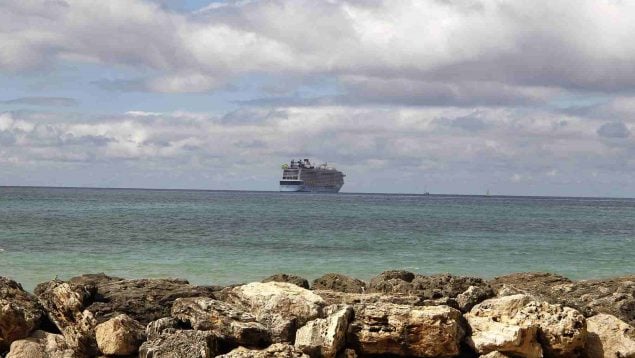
[263, 274, 310, 290]
[34, 280, 99, 356]
[0, 277, 44, 352]
[490, 272, 635, 326]
[94, 314, 145, 356]
[368, 271, 493, 304]
[138, 329, 218, 358]
[295, 306, 352, 358]
[311, 274, 366, 294]
[586, 313, 635, 358]
[146, 317, 180, 340]
[225, 282, 325, 343]
[80, 276, 219, 325]
[348, 302, 465, 357]
[172, 297, 270, 347]
[466, 294, 587, 358]
[479, 352, 512, 358]
[217, 343, 309, 357]
[314, 290, 424, 307]
[5, 330, 74, 358]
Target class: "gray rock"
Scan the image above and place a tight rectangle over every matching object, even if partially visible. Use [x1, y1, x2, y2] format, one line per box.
[0, 277, 44, 352]
[263, 274, 310, 289]
[172, 297, 270, 348]
[146, 317, 180, 340]
[138, 329, 218, 358]
[311, 274, 366, 294]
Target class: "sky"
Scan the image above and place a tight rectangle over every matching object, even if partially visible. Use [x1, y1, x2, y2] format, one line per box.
[1, 0, 635, 196]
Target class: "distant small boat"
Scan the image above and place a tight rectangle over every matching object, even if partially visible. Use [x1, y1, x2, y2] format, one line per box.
[486, 189, 491, 196]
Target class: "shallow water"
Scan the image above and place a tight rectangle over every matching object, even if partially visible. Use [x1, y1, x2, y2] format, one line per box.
[0, 187, 633, 291]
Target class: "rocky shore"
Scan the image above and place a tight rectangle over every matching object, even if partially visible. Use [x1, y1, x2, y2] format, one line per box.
[1, 271, 634, 358]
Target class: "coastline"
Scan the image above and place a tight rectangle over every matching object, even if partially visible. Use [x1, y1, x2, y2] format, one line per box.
[1, 270, 633, 357]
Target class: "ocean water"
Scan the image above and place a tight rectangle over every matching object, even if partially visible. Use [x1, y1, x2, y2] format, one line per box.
[0, 187, 633, 291]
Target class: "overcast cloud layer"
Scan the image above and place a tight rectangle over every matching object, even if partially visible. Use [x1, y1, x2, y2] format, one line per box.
[1, 0, 634, 196]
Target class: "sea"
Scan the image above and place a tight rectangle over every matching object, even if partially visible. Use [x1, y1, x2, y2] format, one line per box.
[1, 186, 633, 292]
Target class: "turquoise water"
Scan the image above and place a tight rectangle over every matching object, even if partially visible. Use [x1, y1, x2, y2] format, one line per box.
[0, 187, 633, 291]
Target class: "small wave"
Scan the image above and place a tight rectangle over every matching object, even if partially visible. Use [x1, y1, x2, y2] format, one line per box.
[0, 248, 5, 252]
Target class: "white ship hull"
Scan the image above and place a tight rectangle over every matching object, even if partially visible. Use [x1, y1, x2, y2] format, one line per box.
[279, 184, 342, 193]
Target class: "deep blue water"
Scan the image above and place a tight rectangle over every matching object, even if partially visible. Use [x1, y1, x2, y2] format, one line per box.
[0, 187, 633, 291]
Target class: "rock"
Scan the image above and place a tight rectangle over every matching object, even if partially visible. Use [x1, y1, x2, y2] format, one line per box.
[314, 290, 424, 307]
[0, 277, 44, 352]
[34, 280, 99, 356]
[369, 272, 493, 304]
[336, 349, 357, 358]
[172, 297, 270, 347]
[490, 273, 635, 326]
[457, 285, 494, 312]
[225, 282, 325, 343]
[311, 274, 366, 294]
[94, 314, 145, 356]
[217, 343, 309, 357]
[5, 330, 74, 358]
[348, 302, 465, 357]
[586, 313, 635, 358]
[263, 274, 310, 289]
[138, 329, 218, 358]
[479, 352, 513, 358]
[295, 306, 353, 358]
[79, 276, 219, 325]
[146, 317, 180, 340]
[466, 294, 587, 358]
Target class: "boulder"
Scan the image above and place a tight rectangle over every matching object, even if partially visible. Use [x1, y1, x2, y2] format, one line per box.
[314, 290, 423, 307]
[295, 306, 353, 358]
[94, 314, 145, 356]
[490, 273, 635, 326]
[586, 313, 635, 358]
[172, 297, 270, 347]
[0, 277, 44, 352]
[224, 282, 325, 343]
[138, 329, 218, 358]
[34, 280, 99, 356]
[368, 272, 493, 306]
[466, 294, 587, 358]
[34, 274, 218, 356]
[457, 285, 494, 312]
[217, 343, 309, 357]
[480, 352, 513, 358]
[311, 274, 366, 294]
[146, 317, 179, 340]
[5, 330, 74, 358]
[348, 302, 465, 357]
[336, 349, 358, 358]
[263, 274, 310, 289]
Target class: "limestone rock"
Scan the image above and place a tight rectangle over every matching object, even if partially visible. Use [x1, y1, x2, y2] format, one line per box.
[0, 277, 44, 352]
[263, 274, 310, 289]
[457, 285, 494, 312]
[94, 314, 145, 356]
[490, 273, 635, 326]
[5, 330, 74, 358]
[336, 349, 358, 358]
[138, 329, 218, 358]
[295, 306, 353, 358]
[368, 271, 493, 304]
[172, 297, 270, 347]
[311, 274, 366, 294]
[225, 282, 325, 342]
[146, 317, 180, 340]
[480, 352, 513, 358]
[314, 290, 423, 307]
[586, 313, 635, 358]
[34, 280, 99, 356]
[217, 343, 309, 357]
[466, 294, 587, 358]
[348, 302, 465, 357]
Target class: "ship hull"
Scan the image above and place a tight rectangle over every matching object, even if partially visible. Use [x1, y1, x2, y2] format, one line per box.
[279, 184, 342, 193]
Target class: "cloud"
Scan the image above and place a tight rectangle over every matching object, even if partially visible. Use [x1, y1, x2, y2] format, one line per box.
[1, 97, 78, 107]
[2, 0, 635, 101]
[597, 122, 631, 138]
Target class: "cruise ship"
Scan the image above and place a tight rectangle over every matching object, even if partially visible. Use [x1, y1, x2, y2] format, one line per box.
[279, 159, 345, 193]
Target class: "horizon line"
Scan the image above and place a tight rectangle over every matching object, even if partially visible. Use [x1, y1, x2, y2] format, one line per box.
[1, 185, 633, 200]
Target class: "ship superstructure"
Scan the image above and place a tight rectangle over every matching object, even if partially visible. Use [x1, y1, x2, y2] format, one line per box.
[279, 159, 345, 193]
